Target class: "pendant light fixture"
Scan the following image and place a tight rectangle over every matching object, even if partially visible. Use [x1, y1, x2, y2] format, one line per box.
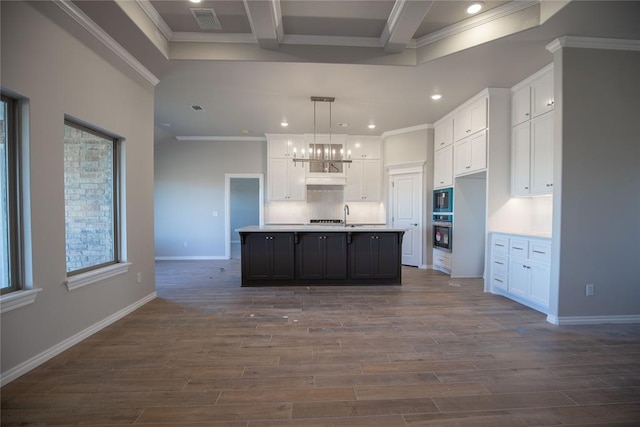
[293, 96, 352, 167]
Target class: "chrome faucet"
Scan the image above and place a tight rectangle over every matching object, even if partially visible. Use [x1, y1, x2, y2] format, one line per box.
[343, 204, 350, 226]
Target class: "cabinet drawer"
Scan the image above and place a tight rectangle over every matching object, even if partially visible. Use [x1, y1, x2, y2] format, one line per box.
[491, 272, 508, 291]
[433, 250, 451, 270]
[529, 241, 551, 263]
[492, 254, 508, 273]
[509, 239, 528, 257]
[492, 236, 509, 255]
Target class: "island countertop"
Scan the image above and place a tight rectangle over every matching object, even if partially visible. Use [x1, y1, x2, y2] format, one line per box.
[236, 224, 407, 233]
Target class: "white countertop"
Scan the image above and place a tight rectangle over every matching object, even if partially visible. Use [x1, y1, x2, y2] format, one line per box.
[236, 224, 407, 233]
[491, 231, 552, 240]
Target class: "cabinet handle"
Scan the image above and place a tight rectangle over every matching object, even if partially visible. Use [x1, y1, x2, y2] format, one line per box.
[546, 183, 553, 187]
[411, 223, 418, 226]
[465, 166, 471, 169]
[495, 261, 504, 265]
[525, 113, 530, 116]
[495, 278, 503, 283]
[513, 247, 524, 251]
[495, 244, 504, 247]
[547, 101, 554, 106]
[524, 186, 529, 190]
[532, 250, 546, 255]
[440, 181, 445, 184]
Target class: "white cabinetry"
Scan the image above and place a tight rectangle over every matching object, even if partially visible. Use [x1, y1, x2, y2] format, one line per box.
[531, 70, 554, 118]
[454, 130, 486, 177]
[345, 159, 382, 201]
[433, 248, 451, 274]
[433, 145, 453, 189]
[268, 158, 306, 201]
[511, 65, 554, 197]
[489, 233, 551, 313]
[346, 136, 381, 159]
[530, 113, 554, 195]
[267, 134, 306, 158]
[434, 117, 454, 150]
[267, 134, 307, 201]
[454, 97, 487, 141]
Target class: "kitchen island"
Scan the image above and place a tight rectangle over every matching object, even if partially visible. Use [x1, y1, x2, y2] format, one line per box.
[236, 225, 406, 286]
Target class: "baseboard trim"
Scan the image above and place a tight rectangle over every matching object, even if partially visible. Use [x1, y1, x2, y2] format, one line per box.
[547, 314, 640, 325]
[0, 292, 157, 386]
[155, 256, 227, 261]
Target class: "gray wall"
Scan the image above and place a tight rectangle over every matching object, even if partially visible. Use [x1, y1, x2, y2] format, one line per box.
[230, 178, 260, 242]
[154, 138, 266, 258]
[551, 47, 640, 319]
[1, 2, 156, 375]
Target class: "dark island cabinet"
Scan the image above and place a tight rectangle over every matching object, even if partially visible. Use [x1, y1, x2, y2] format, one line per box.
[240, 232, 295, 283]
[349, 232, 401, 280]
[296, 233, 347, 280]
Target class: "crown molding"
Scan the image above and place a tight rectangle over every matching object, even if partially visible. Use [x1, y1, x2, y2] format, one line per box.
[415, 0, 539, 48]
[382, 123, 431, 138]
[281, 34, 383, 48]
[52, 0, 159, 86]
[175, 136, 267, 142]
[546, 36, 640, 53]
[136, 0, 173, 41]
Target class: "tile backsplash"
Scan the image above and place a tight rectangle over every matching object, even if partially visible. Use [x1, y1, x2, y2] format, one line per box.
[265, 188, 386, 224]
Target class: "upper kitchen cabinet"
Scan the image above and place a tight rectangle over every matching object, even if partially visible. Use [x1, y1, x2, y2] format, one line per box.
[454, 130, 487, 177]
[345, 159, 382, 202]
[433, 144, 453, 188]
[268, 158, 306, 201]
[531, 67, 555, 118]
[510, 65, 554, 197]
[434, 117, 454, 150]
[266, 134, 306, 159]
[346, 136, 381, 159]
[453, 97, 487, 141]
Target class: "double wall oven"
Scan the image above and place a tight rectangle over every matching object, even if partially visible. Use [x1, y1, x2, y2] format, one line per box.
[432, 187, 453, 252]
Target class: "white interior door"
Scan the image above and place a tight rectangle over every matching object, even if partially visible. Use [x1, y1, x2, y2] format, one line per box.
[391, 172, 422, 267]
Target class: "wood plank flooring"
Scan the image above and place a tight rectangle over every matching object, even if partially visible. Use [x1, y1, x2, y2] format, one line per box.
[2, 259, 640, 426]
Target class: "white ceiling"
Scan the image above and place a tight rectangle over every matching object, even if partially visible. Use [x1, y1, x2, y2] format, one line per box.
[60, 0, 640, 139]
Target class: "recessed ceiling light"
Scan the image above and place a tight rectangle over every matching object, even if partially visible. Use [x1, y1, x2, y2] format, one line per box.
[431, 94, 442, 101]
[189, 0, 202, 4]
[467, 2, 484, 14]
[281, 121, 289, 127]
[368, 124, 376, 129]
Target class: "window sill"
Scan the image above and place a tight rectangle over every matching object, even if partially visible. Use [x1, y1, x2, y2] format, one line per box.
[65, 262, 132, 291]
[1, 288, 43, 314]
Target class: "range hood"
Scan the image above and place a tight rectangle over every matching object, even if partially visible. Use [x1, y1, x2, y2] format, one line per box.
[305, 175, 346, 186]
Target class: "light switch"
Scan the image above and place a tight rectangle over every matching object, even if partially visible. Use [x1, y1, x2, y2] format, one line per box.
[212, 211, 218, 217]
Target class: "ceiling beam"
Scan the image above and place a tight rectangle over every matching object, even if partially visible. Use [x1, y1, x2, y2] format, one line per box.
[243, 0, 282, 50]
[382, 0, 434, 53]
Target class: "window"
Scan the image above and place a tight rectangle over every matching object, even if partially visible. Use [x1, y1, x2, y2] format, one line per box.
[1, 94, 21, 294]
[64, 120, 120, 275]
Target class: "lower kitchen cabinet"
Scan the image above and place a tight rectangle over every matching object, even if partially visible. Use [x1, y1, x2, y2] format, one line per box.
[349, 232, 401, 280]
[238, 229, 404, 285]
[489, 233, 551, 313]
[296, 232, 347, 280]
[240, 232, 295, 284]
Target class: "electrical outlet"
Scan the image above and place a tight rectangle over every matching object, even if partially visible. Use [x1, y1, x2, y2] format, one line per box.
[136, 272, 142, 284]
[212, 211, 219, 217]
[585, 284, 595, 296]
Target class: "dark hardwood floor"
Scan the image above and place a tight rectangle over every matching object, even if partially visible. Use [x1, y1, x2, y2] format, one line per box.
[2, 259, 640, 426]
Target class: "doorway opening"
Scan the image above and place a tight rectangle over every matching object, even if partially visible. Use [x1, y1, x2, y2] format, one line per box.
[225, 174, 264, 259]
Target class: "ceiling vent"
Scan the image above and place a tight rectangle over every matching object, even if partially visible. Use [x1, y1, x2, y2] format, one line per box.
[190, 8, 222, 30]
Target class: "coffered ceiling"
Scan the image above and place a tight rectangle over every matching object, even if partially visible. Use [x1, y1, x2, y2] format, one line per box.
[52, 1, 640, 139]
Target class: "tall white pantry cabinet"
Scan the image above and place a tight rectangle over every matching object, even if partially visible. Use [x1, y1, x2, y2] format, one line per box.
[432, 88, 511, 277]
